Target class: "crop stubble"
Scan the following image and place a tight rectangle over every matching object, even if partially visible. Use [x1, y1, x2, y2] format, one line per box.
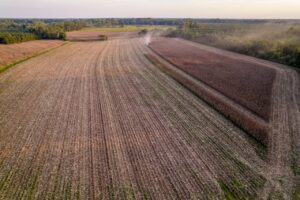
[0, 37, 298, 199]
[148, 37, 300, 198]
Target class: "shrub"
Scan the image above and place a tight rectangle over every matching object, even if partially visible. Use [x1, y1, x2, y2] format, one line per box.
[26, 22, 66, 40]
[0, 32, 36, 44]
[138, 29, 148, 36]
[98, 35, 108, 41]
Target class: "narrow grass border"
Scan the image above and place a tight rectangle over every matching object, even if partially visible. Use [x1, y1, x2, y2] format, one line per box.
[0, 42, 68, 74]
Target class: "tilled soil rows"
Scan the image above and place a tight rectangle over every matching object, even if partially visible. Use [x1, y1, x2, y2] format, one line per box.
[147, 37, 300, 199]
[0, 37, 298, 199]
[149, 37, 276, 121]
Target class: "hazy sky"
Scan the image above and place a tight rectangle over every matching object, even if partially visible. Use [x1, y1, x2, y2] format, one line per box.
[1, 0, 300, 18]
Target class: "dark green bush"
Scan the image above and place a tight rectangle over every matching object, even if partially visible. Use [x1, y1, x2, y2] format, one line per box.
[98, 35, 108, 41]
[138, 29, 148, 36]
[26, 22, 66, 40]
[0, 32, 36, 44]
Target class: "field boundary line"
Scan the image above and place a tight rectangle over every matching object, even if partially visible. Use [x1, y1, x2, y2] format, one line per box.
[0, 42, 68, 74]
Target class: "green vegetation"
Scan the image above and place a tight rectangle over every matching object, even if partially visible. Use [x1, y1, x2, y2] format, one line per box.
[139, 29, 148, 36]
[219, 181, 237, 200]
[0, 20, 87, 44]
[1, 18, 299, 68]
[168, 19, 300, 69]
[0, 18, 174, 44]
[98, 35, 108, 41]
[0, 32, 36, 44]
[26, 21, 66, 40]
[24, 174, 39, 200]
[0, 22, 65, 44]
[268, 191, 284, 200]
[143, 194, 151, 200]
[292, 191, 300, 200]
[121, 186, 136, 200]
[218, 177, 263, 200]
[291, 184, 300, 200]
[291, 153, 300, 176]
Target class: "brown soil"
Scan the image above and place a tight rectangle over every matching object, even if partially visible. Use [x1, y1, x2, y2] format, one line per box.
[149, 37, 276, 121]
[147, 36, 300, 199]
[144, 53, 270, 146]
[0, 38, 270, 199]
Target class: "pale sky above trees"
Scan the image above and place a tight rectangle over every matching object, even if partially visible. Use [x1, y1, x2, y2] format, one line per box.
[0, 0, 299, 18]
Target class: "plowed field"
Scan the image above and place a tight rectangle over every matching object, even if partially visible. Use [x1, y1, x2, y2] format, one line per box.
[0, 36, 299, 199]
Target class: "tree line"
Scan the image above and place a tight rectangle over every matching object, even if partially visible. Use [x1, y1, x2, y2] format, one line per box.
[1, 18, 292, 32]
[0, 32, 36, 44]
[0, 20, 88, 44]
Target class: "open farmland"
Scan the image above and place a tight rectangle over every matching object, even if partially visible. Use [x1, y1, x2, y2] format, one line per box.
[0, 31, 299, 200]
[66, 26, 172, 41]
[149, 37, 276, 121]
[0, 40, 64, 73]
[66, 31, 138, 41]
[0, 36, 276, 199]
[148, 36, 300, 198]
[149, 37, 280, 145]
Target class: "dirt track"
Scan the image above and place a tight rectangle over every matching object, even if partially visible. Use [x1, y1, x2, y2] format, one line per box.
[0, 37, 298, 199]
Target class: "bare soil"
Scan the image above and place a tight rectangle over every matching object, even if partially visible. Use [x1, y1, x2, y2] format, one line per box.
[0, 38, 270, 199]
[0, 34, 299, 199]
[148, 36, 300, 199]
[149, 37, 276, 121]
[144, 53, 270, 146]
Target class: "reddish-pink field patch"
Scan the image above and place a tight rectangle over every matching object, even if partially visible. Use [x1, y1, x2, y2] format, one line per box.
[66, 31, 138, 41]
[145, 53, 270, 145]
[0, 40, 64, 67]
[149, 37, 276, 121]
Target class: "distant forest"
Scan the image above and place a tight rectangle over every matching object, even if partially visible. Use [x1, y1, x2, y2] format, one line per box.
[1, 18, 299, 31]
[1, 18, 298, 43]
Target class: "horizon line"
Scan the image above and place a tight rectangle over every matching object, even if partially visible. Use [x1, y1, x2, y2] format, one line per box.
[1, 17, 300, 20]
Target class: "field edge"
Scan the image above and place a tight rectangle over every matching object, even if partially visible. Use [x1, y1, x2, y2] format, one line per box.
[0, 42, 67, 74]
